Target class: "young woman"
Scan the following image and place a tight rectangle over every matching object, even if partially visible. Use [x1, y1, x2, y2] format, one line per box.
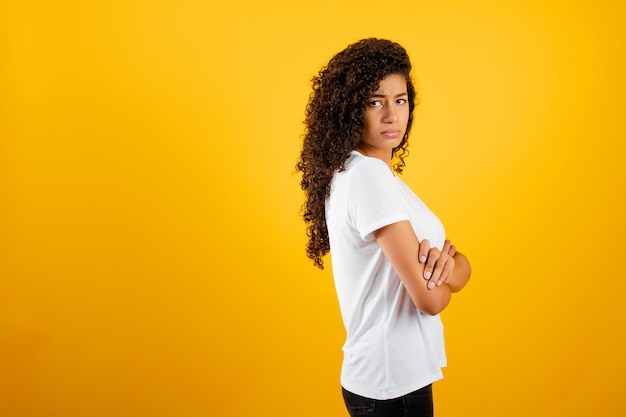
[297, 38, 471, 416]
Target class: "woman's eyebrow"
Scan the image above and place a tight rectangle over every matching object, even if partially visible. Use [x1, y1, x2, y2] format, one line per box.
[369, 92, 408, 98]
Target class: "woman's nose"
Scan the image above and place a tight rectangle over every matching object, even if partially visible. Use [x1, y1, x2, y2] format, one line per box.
[383, 107, 399, 123]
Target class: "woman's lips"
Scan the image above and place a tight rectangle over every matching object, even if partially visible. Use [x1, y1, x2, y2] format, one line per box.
[381, 129, 400, 138]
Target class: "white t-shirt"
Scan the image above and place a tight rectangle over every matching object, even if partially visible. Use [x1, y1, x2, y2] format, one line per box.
[326, 151, 447, 400]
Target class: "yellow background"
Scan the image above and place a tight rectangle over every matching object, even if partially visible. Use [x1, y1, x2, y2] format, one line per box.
[1, 0, 625, 416]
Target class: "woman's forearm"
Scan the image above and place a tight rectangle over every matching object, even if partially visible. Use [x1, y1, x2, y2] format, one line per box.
[375, 221, 453, 315]
[446, 252, 471, 293]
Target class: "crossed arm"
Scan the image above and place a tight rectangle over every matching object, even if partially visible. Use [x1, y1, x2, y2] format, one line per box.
[373, 220, 471, 315]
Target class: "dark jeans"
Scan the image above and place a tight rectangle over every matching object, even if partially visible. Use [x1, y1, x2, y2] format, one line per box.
[342, 384, 433, 417]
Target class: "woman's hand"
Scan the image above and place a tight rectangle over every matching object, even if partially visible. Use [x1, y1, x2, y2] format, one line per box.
[419, 239, 456, 289]
[375, 222, 452, 315]
[442, 239, 456, 258]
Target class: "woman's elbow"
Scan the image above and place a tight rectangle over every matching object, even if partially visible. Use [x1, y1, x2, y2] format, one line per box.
[415, 291, 451, 315]
[419, 303, 447, 316]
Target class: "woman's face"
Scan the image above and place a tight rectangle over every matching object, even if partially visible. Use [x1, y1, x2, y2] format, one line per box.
[359, 73, 409, 162]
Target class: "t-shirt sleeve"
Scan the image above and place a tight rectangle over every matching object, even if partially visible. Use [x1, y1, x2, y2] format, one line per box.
[348, 158, 410, 241]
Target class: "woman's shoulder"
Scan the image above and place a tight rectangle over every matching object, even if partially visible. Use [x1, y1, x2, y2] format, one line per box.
[341, 152, 396, 190]
[346, 151, 391, 174]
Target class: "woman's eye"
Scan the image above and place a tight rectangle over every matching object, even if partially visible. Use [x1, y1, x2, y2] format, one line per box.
[369, 100, 382, 107]
[396, 99, 407, 104]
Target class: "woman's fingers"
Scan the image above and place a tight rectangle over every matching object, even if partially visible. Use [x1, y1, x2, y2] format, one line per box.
[443, 239, 456, 257]
[418, 239, 430, 264]
[436, 255, 455, 287]
[429, 252, 455, 289]
[423, 248, 440, 286]
[422, 241, 457, 289]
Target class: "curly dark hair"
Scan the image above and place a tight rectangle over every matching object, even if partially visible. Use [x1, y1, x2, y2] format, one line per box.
[296, 38, 418, 269]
